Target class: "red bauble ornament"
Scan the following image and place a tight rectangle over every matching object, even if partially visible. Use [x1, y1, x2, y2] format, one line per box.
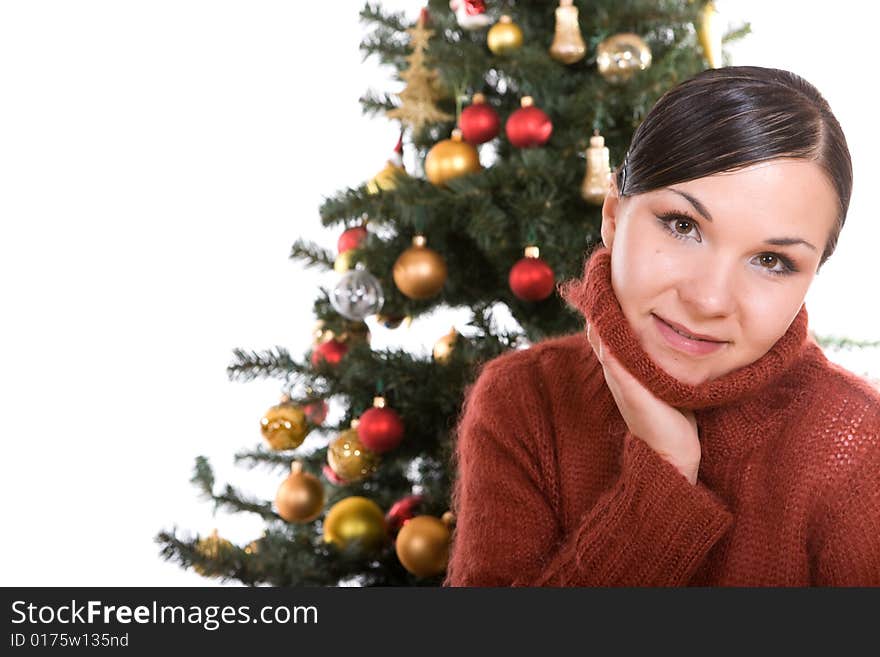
[310, 339, 349, 367]
[303, 399, 329, 425]
[357, 397, 405, 453]
[338, 225, 368, 254]
[386, 494, 424, 535]
[505, 96, 553, 148]
[322, 463, 348, 486]
[509, 246, 555, 301]
[460, 93, 500, 144]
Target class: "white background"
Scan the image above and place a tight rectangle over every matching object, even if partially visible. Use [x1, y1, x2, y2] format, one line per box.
[1, 1, 877, 586]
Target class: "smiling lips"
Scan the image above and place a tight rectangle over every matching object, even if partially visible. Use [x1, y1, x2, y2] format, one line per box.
[652, 313, 728, 356]
[655, 314, 726, 342]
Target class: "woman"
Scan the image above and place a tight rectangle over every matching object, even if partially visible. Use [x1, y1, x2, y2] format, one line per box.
[444, 66, 880, 586]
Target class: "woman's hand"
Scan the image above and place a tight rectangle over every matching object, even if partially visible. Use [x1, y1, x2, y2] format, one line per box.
[586, 321, 702, 485]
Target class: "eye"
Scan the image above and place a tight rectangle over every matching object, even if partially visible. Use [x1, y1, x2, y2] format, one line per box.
[656, 211, 702, 243]
[753, 252, 798, 276]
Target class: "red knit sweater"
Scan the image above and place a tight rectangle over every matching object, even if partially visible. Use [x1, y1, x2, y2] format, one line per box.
[445, 247, 880, 586]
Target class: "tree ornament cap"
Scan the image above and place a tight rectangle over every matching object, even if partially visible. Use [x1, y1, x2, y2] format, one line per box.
[451, 128, 463, 141]
[499, 14, 511, 23]
[520, 96, 534, 108]
[590, 134, 605, 148]
[373, 396, 387, 408]
[524, 245, 540, 258]
[290, 461, 303, 474]
[472, 92, 486, 104]
[350, 418, 360, 429]
[413, 234, 427, 247]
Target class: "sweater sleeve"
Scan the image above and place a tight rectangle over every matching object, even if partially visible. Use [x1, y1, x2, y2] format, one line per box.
[812, 443, 880, 586]
[444, 358, 734, 587]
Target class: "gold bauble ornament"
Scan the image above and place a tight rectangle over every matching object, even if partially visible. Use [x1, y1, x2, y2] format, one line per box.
[596, 32, 652, 84]
[275, 462, 324, 523]
[433, 326, 459, 364]
[580, 131, 612, 205]
[193, 529, 236, 577]
[327, 422, 380, 483]
[334, 249, 357, 273]
[260, 398, 310, 450]
[323, 496, 386, 552]
[425, 128, 482, 186]
[393, 235, 448, 300]
[697, 1, 723, 69]
[487, 14, 523, 55]
[395, 515, 452, 578]
[549, 0, 586, 64]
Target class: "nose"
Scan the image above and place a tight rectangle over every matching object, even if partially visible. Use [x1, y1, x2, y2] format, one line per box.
[677, 258, 737, 319]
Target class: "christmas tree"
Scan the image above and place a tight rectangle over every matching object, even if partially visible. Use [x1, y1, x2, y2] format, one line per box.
[156, 0, 751, 585]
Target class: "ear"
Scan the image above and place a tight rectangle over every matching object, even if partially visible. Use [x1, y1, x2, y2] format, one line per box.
[600, 173, 621, 250]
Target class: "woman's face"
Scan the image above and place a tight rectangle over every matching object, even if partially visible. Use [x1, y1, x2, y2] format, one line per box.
[601, 158, 839, 386]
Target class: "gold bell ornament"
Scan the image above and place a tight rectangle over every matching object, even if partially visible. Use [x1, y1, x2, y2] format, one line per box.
[326, 419, 380, 483]
[275, 461, 325, 523]
[395, 513, 454, 578]
[697, 1, 723, 69]
[487, 15, 523, 55]
[392, 234, 448, 300]
[260, 395, 311, 451]
[596, 33, 652, 84]
[425, 128, 482, 186]
[580, 130, 612, 205]
[366, 135, 407, 194]
[549, 0, 586, 64]
[323, 496, 387, 553]
[432, 326, 459, 364]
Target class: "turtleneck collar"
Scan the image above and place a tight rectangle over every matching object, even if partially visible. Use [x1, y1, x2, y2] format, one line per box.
[559, 246, 810, 410]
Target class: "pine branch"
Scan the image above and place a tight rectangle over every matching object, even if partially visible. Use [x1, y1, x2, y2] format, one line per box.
[213, 486, 278, 521]
[155, 529, 258, 585]
[290, 238, 335, 269]
[232, 445, 335, 473]
[190, 456, 215, 499]
[724, 22, 752, 44]
[359, 2, 409, 34]
[227, 346, 304, 382]
[359, 89, 399, 118]
[815, 335, 880, 351]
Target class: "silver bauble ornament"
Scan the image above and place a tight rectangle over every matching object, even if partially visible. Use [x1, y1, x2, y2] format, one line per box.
[329, 266, 385, 321]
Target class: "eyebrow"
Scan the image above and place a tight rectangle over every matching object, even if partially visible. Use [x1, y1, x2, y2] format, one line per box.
[666, 187, 818, 252]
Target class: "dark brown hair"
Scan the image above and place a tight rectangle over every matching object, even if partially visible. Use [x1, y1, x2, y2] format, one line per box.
[617, 66, 852, 268]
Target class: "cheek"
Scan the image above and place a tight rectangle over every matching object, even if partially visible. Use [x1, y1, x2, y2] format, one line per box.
[611, 239, 680, 312]
[738, 285, 808, 354]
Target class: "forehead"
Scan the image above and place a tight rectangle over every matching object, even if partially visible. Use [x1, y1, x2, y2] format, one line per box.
[645, 159, 838, 238]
